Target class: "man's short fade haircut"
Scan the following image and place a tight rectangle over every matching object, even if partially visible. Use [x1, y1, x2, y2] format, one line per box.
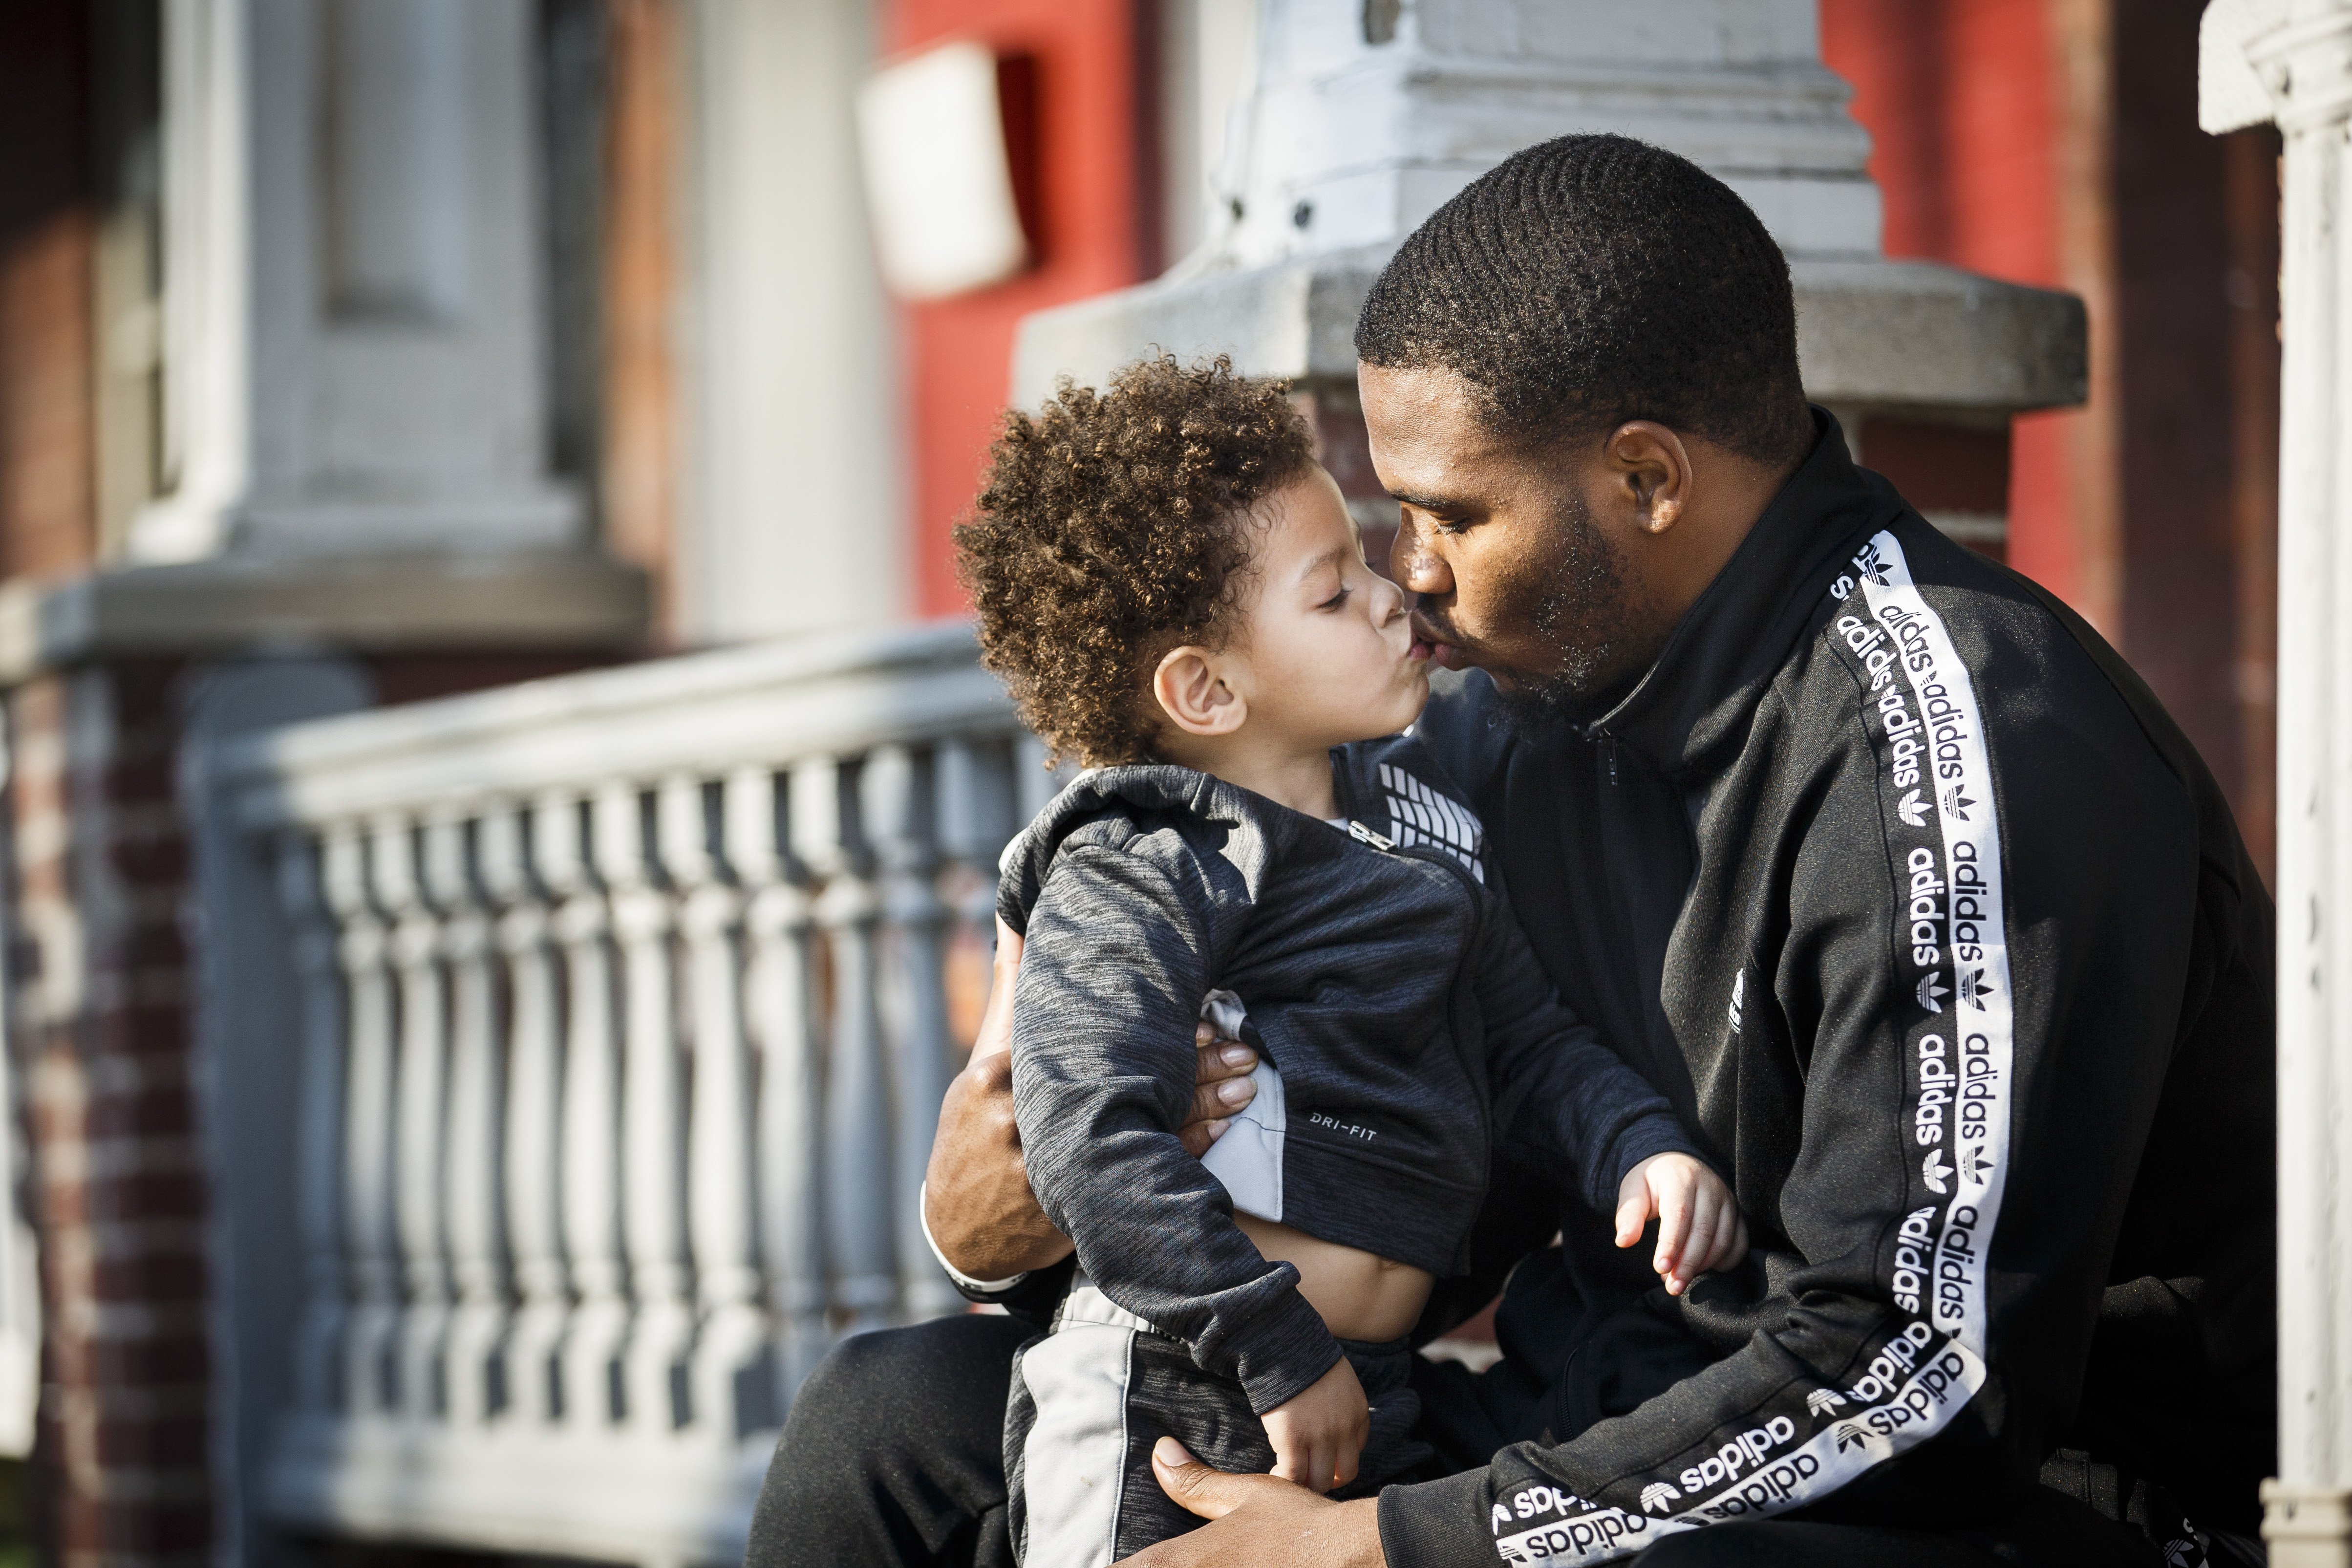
[1355, 133, 1813, 465]
[955, 355, 1317, 769]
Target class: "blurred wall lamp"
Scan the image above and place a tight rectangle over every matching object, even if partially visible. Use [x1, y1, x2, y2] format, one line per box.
[856, 39, 1036, 301]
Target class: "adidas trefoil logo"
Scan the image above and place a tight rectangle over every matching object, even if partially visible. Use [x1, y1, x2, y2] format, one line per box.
[1640, 1482, 1682, 1514]
[1959, 1144, 1996, 1187]
[1923, 1150, 1953, 1195]
[1856, 551, 1891, 588]
[1833, 1420, 1872, 1452]
[1940, 785, 1977, 821]
[1957, 968, 1994, 1010]
[1916, 973, 1948, 1013]
[1898, 789, 1929, 828]
[1728, 970, 1745, 1034]
[1806, 1388, 1848, 1417]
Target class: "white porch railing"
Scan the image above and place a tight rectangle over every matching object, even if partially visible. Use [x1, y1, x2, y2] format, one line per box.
[214, 623, 1051, 1566]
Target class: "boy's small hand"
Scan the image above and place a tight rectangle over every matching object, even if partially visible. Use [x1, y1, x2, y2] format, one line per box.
[1259, 1356, 1368, 1494]
[1614, 1152, 1747, 1296]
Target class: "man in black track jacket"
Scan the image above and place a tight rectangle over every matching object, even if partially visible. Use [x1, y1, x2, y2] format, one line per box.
[747, 135, 2272, 1568]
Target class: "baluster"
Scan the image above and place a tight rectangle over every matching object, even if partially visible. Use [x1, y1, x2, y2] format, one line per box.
[284, 831, 345, 1412]
[487, 800, 565, 1426]
[863, 746, 957, 1317]
[601, 781, 695, 1432]
[330, 824, 399, 1417]
[667, 774, 770, 1438]
[431, 812, 507, 1425]
[550, 792, 627, 1428]
[794, 756, 895, 1326]
[739, 765, 828, 1400]
[935, 735, 1016, 1026]
[381, 814, 451, 1418]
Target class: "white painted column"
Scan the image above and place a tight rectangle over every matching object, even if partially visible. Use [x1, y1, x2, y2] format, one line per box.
[602, 783, 696, 1434]
[328, 824, 398, 1416]
[549, 792, 630, 1429]
[487, 801, 568, 1427]
[795, 757, 897, 1327]
[2204, 5, 2352, 1564]
[738, 768, 829, 1398]
[687, 0, 904, 641]
[863, 746, 958, 1318]
[665, 774, 771, 1440]
[282, 832, 346, 1414]
[430, 811, 508, 1426]
[143, 0, 579, 560]
[381, 814, 453, 1419]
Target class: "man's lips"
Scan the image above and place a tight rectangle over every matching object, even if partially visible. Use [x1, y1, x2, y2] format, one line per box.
[1410, 611, 1466, 669]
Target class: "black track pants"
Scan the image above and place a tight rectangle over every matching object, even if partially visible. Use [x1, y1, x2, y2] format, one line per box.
[744, 1314, 2167, 1568]
[747, 1312, 1032, 1568]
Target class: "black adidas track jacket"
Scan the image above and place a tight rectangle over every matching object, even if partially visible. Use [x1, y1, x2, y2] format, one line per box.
[1375, 413, 2275, 1565]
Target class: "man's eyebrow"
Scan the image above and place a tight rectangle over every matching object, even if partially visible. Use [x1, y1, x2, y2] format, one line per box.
[1388, 487, 1468, 513]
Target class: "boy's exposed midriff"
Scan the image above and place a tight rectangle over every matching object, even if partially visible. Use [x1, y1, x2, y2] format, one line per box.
[1235, 1213, 1433, 1343]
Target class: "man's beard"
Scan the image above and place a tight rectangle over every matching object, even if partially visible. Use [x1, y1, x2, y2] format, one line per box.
[1491, 489, 1643, 733]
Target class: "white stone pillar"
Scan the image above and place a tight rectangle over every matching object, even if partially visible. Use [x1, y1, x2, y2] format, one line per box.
[148, 0, 580, 558]
[688, 0, 906, 643]
[2204, 4, 2352, 1566]
[0, 0, 647, 681]
[1018, 0, 2085, 432]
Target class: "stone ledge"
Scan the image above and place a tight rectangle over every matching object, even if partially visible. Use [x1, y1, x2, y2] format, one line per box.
[0, 550, 650, 684]
[1013, 246, 2086, 419]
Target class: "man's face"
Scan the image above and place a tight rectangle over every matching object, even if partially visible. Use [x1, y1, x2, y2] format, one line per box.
[1361, 362, 1665, 724]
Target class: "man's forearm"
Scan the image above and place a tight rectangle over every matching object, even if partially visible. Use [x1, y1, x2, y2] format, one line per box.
[924, 914, 1259, 1281]
[922, 1050, 1075, 1280]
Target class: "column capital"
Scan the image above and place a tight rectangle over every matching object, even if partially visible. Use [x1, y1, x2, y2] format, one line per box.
[2250, 8, 2352, 131]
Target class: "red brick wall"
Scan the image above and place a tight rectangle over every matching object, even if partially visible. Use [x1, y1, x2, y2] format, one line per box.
[13, 664, 210, 1568]
[4, 645, 625, 1568]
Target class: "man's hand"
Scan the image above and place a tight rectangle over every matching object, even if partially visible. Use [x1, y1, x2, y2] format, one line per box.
[920, 917, 1262, 1281]
[1122, 1439, 1384, 1566]
[1259, 1357, 1368, 1493]
[1614, 1152, 1748, 1296]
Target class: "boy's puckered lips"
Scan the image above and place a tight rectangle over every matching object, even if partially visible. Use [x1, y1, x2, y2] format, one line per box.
[1410, 607, 1465, 670]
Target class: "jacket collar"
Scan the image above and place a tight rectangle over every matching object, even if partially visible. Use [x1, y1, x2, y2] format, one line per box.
[1582, 408, 1905, 780]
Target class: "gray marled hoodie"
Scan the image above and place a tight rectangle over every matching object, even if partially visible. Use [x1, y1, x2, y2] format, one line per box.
[1000, 732, 1695, 1417]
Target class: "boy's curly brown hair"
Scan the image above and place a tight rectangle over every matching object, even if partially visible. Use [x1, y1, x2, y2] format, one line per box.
[956, 356, 1318, 767]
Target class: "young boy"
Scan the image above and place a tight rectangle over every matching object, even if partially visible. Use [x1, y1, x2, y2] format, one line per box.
[954, 358, 1743, 1567]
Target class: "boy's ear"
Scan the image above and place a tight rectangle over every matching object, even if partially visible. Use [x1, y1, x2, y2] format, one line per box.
[1153, 645, 1248, 738]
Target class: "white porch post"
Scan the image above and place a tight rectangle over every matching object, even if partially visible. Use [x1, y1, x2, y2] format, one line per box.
[2204, 4, 2352, 1566]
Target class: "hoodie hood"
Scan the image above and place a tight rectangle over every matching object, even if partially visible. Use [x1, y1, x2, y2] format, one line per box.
[996, 763, 1294, 937]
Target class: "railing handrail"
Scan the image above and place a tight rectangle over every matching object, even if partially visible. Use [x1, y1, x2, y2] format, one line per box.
[218, 619, 1008, 829]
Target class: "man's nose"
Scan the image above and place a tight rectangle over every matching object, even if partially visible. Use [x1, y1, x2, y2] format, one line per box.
[1392, 514, 1454, 596]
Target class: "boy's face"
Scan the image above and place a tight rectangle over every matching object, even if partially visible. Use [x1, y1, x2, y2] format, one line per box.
[1227, 466, 1431, 749]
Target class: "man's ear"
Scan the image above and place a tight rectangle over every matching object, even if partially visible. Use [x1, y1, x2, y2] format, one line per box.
[1153, 645, 1249, 737]
[1607, 421, 1694, 535]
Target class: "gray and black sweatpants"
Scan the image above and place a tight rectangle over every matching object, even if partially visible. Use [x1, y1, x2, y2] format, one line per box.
[1002, 1271, 1431, 1567]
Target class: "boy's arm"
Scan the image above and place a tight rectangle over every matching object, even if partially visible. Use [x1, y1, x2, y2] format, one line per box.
[921, 917, 1262, 1284]
[1472, 892, 1701, 1217]
[1014, 846, 1341, 1417]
